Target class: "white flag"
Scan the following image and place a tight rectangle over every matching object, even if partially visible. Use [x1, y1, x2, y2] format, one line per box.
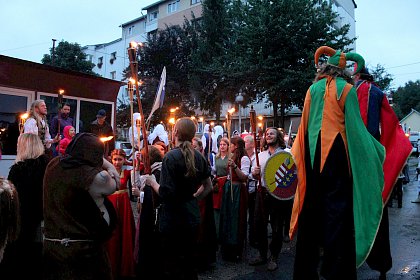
[146, 66, 166, 123]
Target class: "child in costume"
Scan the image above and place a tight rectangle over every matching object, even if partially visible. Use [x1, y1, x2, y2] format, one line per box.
[56, 125, 75, 156]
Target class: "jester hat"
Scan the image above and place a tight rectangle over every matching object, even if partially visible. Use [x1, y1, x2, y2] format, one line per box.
[315, 46, 365, 74]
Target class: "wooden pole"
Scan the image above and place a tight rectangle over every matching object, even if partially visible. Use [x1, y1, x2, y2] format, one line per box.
[128, 42, 150, 175]
[250, 105, 263, 190]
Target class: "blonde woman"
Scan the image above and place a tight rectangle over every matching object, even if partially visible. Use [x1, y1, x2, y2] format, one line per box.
[2, 133, 48, 279]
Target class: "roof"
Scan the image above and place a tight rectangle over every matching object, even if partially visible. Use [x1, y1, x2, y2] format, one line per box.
[142, 0, 166, 10]
[400, 108, 420, 123]
[120, 15, 147, 27]
[0, 55, 123, 102]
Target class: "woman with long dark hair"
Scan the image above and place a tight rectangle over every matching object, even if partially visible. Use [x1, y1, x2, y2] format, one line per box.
[143, 117, 212, 279]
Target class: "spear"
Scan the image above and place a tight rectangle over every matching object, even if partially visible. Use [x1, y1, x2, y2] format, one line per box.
[128, 42, 150, 175]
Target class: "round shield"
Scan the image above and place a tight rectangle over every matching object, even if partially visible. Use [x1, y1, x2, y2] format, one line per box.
[262, 151, 298, 200]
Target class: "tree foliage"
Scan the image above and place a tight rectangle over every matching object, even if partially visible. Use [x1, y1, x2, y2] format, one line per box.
[124, 23, 199, 126]
[392, 80, 420, 119]
[188, 0, 355, 126]
[42, 40, 96, 75]
[370, 64, 393, 92]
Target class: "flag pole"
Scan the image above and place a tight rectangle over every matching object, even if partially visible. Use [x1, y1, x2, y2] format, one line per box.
[146, 66, 166, 130]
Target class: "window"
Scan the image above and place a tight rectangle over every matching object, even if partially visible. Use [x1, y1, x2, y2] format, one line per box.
[110, 52, 116, 64]
[86, 55, 93, 62]
[191, 0, 201, 4]
[0, 92, 30, 155]
[39, 95, 77, 135]
[97, 57, 103, 68]
[128, 25, 135, 35]
[168, 0, 180, 13]
[80, 100, 113, 133]
[110, 71, 116, 80]
[149, 11, 158, 21]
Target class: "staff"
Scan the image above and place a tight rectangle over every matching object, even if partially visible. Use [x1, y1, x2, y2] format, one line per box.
[249, 105, 263, 190]
[128, 79, 135, 162]
[128, 41, 150, 175]
[226, 107, 235, 202]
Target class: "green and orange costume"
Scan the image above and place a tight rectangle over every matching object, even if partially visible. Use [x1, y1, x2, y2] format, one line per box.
[290, 46, 385, 277]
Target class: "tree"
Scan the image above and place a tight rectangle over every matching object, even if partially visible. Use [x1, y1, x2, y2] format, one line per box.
[123, 23, 198, 127]
[370, 64, 393, 92]
[42, 40, 96, 75]
[227, 0, 355, 127]
[190, 0, 233, 122]
[392, 80, 420, 119]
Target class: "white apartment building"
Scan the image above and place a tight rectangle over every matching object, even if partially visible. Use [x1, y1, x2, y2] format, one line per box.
[82, 15, 148, 106]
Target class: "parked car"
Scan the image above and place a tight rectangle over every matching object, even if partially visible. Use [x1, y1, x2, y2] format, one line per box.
[115, 141, 133, 158]
[408, 131, 419, 155]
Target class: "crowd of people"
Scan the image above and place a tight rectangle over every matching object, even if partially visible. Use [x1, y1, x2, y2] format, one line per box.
[0, 46, 415, 280]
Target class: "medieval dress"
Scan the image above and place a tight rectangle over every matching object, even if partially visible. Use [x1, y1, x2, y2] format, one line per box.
[106, 168, 136, 279]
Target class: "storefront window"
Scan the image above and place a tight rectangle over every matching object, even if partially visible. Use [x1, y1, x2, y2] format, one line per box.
[0, 93, 29, 155]
[80, 100, 113, 133]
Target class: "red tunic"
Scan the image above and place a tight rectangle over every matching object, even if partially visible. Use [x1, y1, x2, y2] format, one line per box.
[106, 169, 136, 278]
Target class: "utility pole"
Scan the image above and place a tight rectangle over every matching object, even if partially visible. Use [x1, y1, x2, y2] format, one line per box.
[51, 39, 57, 66]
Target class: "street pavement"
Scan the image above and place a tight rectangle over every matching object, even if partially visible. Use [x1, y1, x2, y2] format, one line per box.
[198, 156, 420, 280]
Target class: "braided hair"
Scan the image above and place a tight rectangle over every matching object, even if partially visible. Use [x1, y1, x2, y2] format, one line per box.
[175, 117, 198, 178]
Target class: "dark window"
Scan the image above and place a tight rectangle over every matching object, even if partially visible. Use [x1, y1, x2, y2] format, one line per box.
[80, 100, 112, 133]
[0, 93, 28, 155]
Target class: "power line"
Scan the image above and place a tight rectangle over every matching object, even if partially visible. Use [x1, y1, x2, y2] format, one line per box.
[393, 71, 420, 76]
[387, 61, 420, 69]
[0, 42, 50, 53]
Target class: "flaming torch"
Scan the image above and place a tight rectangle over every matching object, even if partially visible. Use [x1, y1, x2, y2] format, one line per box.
[128, 41, 150, 174]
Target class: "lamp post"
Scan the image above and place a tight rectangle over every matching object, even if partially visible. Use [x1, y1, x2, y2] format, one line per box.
[199, 117, 204, 134]
[235, 92, 244, 133]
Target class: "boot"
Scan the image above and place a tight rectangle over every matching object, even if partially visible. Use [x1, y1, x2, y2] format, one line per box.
[267, 256, 278, 271]
[412, 193, 420, 203]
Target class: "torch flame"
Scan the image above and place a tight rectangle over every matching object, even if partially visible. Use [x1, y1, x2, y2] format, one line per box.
[100, 136, 114, 143]
[58, 89, 65, 95]
[228, 108, 236, 115]
[20, 113, 29, 120]
[130, 41, 138, 48]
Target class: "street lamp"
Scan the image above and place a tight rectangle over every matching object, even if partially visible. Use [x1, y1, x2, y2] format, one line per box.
[235, 92, 244, 133]
[199, 116, 204, 133]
